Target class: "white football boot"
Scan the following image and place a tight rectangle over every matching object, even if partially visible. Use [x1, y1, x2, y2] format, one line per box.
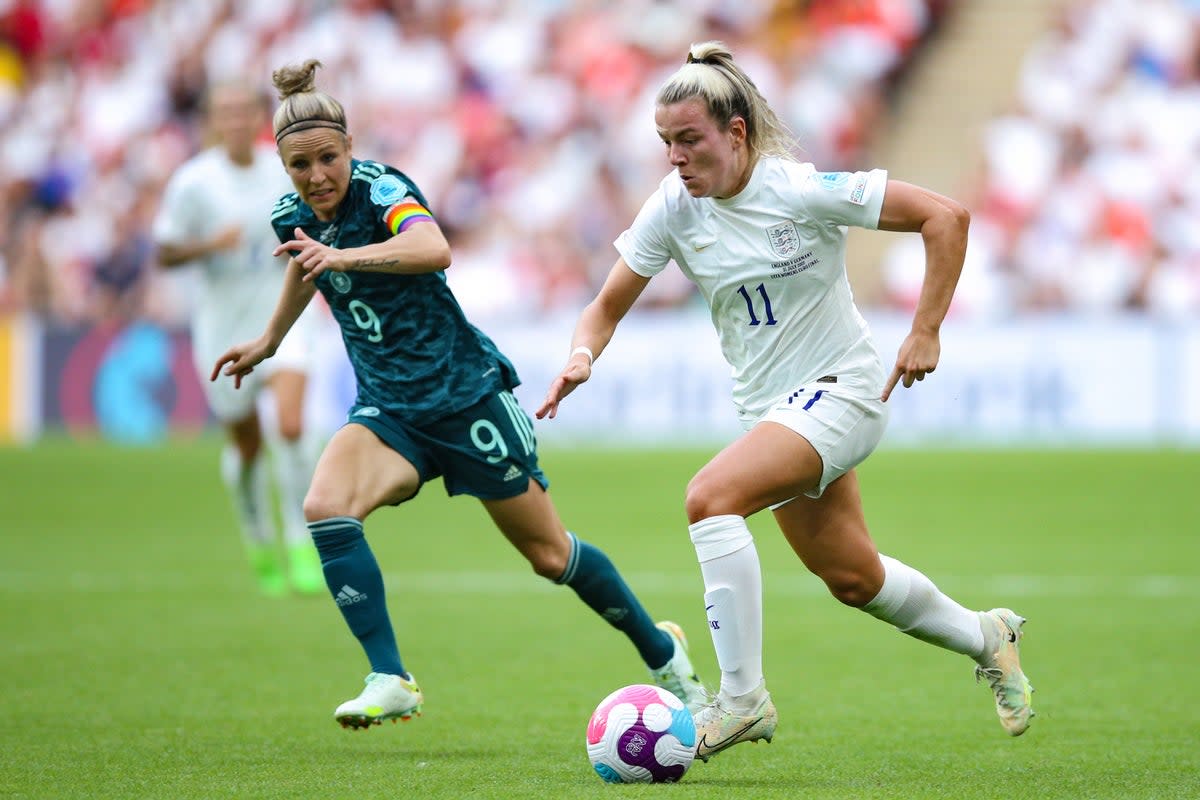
[649, 621, 709, 713]
[334, 672, 423, 730]
[974, 608, 1035, 736]
[693, 687, 777, 762]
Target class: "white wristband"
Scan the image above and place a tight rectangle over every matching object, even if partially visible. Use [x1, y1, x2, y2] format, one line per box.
[570, 345, 594, 365]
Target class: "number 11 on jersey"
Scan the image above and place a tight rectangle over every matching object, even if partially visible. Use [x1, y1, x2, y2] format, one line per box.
[737, 283, 777, 326]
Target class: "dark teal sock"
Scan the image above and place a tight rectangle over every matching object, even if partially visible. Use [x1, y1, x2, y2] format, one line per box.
[556, 532, 673, 669]
[308, 517, 406, 677]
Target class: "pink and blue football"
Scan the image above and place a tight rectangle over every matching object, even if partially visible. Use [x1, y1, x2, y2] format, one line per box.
[585, 683, 696, 783]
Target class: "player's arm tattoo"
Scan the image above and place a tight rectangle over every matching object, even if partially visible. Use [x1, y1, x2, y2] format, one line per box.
[354, 257, 405, 272]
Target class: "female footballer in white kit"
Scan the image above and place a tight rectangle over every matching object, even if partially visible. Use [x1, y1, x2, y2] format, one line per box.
[539, 41, 1035, 762]
[153, 79, 323, 596]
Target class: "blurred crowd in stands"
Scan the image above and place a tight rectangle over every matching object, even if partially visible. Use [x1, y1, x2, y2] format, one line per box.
[884, 0, 1200, 320]
[0, 0, 952, 326]
[12, 0, 1200, 326]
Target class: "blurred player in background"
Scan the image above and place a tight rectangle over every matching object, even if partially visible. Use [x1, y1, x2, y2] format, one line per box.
[211, 60, 707, 730]
[539, 41, 1035, 761]
[153, 79, 323, 597]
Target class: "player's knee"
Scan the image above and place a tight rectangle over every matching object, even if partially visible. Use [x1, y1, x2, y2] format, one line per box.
[303, 486, 347, 523]
[277, 418, 303, 442]
[228, 414, 263, 460]
[685, 472, 739, 523]
[513, 530, 571, 580]
[820, 567, 879, 608]
[528, 544, 568, 580]
[233, 437, 262, 464]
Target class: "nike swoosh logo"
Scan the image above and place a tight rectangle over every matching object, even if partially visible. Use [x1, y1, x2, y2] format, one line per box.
[694, 242, 714, 252]
[697, 716, 763, 755]
[482, 367, 497, 378]
[705, 605, 714, 611]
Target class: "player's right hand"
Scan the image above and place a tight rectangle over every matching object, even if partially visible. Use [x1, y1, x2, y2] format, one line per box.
[536, 358, 592, 420]
[211, 337, 276, 389]
[210, 225, 243, 253]
[274, 228, 346, 282]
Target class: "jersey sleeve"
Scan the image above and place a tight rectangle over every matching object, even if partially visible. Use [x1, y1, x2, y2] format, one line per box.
[270, 193, 300, 243]
[797, 168, 888, 230]
[613, 188, 672, 278]
[152, 168, 201, 246]
[369, 173, 435, 236]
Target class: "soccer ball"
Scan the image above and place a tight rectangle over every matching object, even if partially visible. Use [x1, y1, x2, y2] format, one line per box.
[585, 683, 696, 783]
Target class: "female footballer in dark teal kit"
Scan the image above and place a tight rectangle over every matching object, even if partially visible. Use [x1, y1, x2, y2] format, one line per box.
[211, 60, 707, 730]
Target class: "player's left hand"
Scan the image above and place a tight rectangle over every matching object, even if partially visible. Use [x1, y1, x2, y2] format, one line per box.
[882, 328, 941, 402]
[274, 228, 346, 281]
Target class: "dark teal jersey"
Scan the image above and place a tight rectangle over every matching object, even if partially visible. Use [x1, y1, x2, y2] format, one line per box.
[271, 159, 518, 421]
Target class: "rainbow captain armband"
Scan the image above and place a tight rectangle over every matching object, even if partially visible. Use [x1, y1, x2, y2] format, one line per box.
[384, 201, 434, 235]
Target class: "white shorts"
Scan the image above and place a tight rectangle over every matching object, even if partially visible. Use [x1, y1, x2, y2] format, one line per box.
[196, 304, 319, 424]
[758, 381, 888, 501]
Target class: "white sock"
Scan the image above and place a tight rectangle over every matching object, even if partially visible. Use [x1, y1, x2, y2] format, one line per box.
[862, 554, 984, 657]
[270, 436, 314, 547]
[689, 514, 764, 705]
[220, 446, 274, 546]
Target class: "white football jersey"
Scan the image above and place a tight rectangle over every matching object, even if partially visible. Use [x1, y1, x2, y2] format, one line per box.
[153, 146, 296, 366]
[615, 157, 889, 426]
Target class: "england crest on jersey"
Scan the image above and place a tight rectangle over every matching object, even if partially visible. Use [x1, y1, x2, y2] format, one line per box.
[766, 221, 800, 259]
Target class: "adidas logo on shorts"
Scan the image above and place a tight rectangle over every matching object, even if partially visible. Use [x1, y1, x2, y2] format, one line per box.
[502, 465, 523, 482]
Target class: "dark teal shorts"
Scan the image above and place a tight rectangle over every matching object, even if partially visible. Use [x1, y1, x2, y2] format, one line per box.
[346, 390, 549, 502]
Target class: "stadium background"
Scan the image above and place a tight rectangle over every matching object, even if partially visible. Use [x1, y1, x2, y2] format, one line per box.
[2, 0, 1197, 448]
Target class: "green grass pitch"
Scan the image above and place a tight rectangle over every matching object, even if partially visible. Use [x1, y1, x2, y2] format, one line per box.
[1, 438, 1197, 799]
